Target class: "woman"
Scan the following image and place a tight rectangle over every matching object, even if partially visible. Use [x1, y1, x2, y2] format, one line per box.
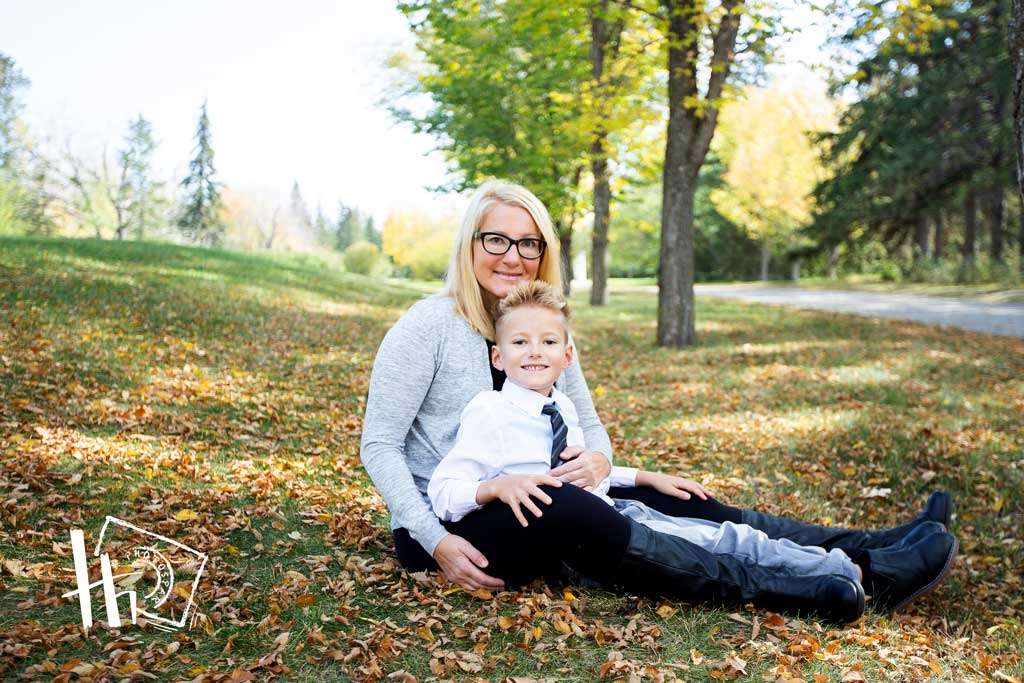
[360, 180, 956, 621]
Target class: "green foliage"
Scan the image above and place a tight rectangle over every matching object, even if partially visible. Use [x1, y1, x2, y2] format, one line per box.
[176, 101, 225, 247]
[610, 157, 762, 281]
[0, 52, 29, 171]
[810, 0, 1014, 258]
[343, 240, 381, 275]
[390, 1, 591, 228]
[119, 115, 166, 240]
[333, 202, 368, 251]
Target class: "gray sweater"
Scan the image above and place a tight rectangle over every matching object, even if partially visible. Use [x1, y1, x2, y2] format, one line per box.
[359, 294, 614, 556]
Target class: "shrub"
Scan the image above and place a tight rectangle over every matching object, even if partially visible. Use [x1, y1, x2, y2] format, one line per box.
[343, 241, 381, 275]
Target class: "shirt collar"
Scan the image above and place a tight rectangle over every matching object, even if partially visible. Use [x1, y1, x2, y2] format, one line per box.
[500, 378, 562, 417]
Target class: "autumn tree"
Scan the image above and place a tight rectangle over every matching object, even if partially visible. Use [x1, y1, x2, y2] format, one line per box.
[711, 84, 836, 280]
[653, 0, 777, 346]
[177, 100, 224, 247]
[584, 1, 661, 304]
[391, 0, 591, 290]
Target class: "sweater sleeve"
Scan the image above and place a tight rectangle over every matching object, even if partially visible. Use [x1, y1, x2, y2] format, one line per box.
[561, 335, 614, 463]
[427, 396, 501, 522]
[359, 300, 450, 556]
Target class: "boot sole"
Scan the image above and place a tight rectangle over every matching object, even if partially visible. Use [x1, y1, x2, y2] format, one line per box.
[890, 536, 958, 613]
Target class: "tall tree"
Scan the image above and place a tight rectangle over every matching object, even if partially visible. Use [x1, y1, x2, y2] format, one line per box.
[585, 2, 660, 305]
[392, 1, 591, 292]
[0, 53, 29, 172]
[110, 115, 163, 240]
[710, 84, 836, 281]
[289, 180, 312, 236]
[176, 101, 224, 246]
[657, 0, 746, 346]
[334, 202, 364, 251]
[1012, 0, 1024, 268]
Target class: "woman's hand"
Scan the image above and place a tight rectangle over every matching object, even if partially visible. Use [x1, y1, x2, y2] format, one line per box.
[432, 534, 506, 592]
[478, 474, 562, 527]
[637, 470, 711, 500]
[550, 447, 612, 489]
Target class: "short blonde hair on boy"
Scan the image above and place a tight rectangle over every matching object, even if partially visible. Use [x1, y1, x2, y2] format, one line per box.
[494, 281, 571, 339]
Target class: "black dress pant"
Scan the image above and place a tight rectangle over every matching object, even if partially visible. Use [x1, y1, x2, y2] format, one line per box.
[393, 485, 743, 586]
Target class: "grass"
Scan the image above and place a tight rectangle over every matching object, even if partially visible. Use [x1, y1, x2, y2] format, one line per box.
[1, 236, 1022, 681]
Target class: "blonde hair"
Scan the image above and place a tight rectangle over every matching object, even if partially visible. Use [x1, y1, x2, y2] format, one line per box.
[441, 179, 563, 340]
[494, 281, 571, 341]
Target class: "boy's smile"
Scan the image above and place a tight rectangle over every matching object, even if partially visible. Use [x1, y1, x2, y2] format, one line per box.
[491, 305, 572, 395]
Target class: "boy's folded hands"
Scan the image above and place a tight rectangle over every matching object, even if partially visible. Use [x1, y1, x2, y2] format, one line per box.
[477, 474, 563, 527]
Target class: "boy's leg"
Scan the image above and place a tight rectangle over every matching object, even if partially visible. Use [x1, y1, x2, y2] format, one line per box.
[616, 500, 861, 582]
[609, 486, 742, 524]
[443, 484, 632, 587]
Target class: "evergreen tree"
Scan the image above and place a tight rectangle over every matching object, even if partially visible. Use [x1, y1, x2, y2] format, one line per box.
[334, 202, 364, 251]
[312, 205, 332, 247]
[810, 0, 1014, 268]
[0, 53, 29, 172]
[118, 115, 163, 240]
[289, 180, 312, 235]
[365, 216, 381, 248]
[176, 100, 224, 246]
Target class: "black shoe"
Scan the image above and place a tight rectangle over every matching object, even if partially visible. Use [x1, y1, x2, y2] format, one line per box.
[865, 530, 957, 612]
[922, 491, 953, 527]
[739, 490, 954, 553]
[608, 520, 865, 624]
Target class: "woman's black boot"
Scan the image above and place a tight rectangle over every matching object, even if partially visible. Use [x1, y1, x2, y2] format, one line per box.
[739, 491, 952, 553]
[605, 520, 865, 624]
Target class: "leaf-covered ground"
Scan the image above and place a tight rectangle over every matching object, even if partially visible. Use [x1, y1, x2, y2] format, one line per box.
[1, 236, 1021, 682]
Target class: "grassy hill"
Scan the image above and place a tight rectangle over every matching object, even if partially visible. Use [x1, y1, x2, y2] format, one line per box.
[1, 236, 1022, 681]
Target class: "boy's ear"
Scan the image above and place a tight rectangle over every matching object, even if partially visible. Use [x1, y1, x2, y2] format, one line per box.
[562, 338, 574, 368]
[490, 343, 504, 371]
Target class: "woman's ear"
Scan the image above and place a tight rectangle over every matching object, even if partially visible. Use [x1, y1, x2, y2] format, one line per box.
[490, 343, 504, 371]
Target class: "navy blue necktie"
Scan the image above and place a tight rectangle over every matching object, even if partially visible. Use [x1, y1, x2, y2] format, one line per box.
[541, 402, 568, 469]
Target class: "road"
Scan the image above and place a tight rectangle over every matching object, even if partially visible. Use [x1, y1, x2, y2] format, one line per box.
[693, 284, 1024, 338]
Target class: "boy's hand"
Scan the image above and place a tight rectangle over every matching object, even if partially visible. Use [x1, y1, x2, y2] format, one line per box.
[550, 447, 611, 489]
[637, 471, 711, 500]
[478, 474, 562, 527]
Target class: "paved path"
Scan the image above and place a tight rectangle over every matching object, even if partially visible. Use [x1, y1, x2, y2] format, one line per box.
[694, 284, 1024, 338]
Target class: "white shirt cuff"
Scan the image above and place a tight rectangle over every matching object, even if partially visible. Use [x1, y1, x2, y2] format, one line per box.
[432, 479, 484, 522]
[609, 466, 638, 488]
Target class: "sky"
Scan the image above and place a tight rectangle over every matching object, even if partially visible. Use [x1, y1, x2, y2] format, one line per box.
[1, 1, 830, 227]
[0, 0, 455, 224]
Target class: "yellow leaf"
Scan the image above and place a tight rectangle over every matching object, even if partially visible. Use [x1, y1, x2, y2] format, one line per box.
[993, 496, 1004, 513]
[656, 604, 677, 619]
[532, 625, 543, 639]
[175, 509, 199, 521]
[593, 384, 606, 398]
[563, 589, 576, 602]
[498, 616, 515, 630]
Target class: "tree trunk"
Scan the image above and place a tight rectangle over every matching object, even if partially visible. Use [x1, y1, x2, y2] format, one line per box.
[657, 0, 741, 347]
[589, 1, 612, 306]
[789, 257, 801, 281]
[913, 214, 929, 262]
[760, 240, 771, 281]
[1019, 192, 1024, 272]
[557, 222, 573, 296]
[932, 212, 945, 261]
[1010, 0, 1023, 228]
[988, 185, 1005, 262]
[827, 245, 840, 279]
[963, 189, 977, 264]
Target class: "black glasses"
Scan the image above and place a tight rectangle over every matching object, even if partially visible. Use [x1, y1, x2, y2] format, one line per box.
[475, 232, 547, 260]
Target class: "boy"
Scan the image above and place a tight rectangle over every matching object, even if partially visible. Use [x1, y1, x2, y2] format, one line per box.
[428, 281, 868, 589]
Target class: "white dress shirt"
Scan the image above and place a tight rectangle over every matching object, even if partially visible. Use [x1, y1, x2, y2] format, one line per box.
[428, 379, 639, 522]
